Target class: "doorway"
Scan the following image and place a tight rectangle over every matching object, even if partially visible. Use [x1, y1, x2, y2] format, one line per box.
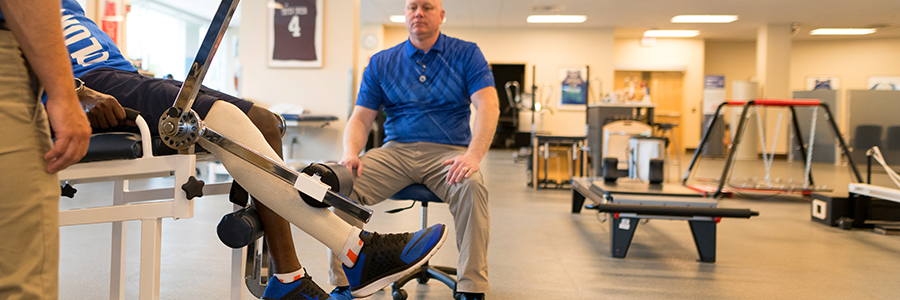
[613, 70, 685, 153]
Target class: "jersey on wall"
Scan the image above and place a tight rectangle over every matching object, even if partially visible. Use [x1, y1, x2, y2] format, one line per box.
[269, 0, 322, 67]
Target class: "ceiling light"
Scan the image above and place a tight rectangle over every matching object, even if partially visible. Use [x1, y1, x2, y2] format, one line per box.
[390, 15, 405, 23]
[526, 15, 587, 23]
[643, 30, 700, 37]
[671, 15, 737, 23]
[810, 28, 876, 35]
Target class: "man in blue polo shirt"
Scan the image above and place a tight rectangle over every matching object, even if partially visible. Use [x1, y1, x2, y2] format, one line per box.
[332, 0, 499, 299]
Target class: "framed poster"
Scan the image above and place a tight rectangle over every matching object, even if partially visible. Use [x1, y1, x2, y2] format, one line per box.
[868, 76, 900, 90]
[558, 66, 588, 110]
[805, 76, 840, 90]
[268, 0, 323, 68]
[702, 75, 725, 114]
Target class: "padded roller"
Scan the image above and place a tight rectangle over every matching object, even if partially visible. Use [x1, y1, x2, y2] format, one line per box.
[217, 206, 265, 248]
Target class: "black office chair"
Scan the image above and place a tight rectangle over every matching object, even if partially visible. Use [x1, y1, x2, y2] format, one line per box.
[386, 184, 457, 300]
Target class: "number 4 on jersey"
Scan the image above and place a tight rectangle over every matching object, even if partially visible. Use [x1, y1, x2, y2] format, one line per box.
[288, 15, 301, 37]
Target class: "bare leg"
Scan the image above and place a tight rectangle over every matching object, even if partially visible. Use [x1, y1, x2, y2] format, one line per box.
[246, 105, 301, 273]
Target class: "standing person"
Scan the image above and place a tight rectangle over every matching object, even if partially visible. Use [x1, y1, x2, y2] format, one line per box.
[330, 0, 499, 299]
[0, 0, 92, 299]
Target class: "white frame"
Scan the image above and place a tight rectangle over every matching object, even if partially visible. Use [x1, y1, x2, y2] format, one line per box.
[267, 0, 324, 68]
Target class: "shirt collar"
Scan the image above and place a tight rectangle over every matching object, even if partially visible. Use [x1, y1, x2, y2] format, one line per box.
[404, 33, 445, 58]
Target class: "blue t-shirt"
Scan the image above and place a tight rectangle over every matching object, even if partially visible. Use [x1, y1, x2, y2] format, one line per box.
[357, 33, 495, 146]
[60, 0, 136, 77]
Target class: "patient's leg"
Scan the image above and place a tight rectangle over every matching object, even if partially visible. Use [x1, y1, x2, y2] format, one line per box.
[203, 101, 352, 253]
[203, 101, 449, 298]
[245, 105, 301, 274]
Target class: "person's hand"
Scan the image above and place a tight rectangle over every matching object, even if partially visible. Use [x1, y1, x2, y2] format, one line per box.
[79, 86, 131, 128]
[442, 153, 481, 184]
[44, 95, 91, 174]
[340, 154, 364, 177]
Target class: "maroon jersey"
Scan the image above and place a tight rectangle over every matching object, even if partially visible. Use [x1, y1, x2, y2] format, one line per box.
[272, 0, 317, 61]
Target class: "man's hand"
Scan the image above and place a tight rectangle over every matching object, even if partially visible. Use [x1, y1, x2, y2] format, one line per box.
[44, 95, 91, 174]
[442, 153, 481, 184]
[79, 86, 129, 128]
[340, 155, 364, 177]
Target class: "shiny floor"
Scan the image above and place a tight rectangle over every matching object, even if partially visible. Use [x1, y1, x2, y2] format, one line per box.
[59, 150, 900, 299]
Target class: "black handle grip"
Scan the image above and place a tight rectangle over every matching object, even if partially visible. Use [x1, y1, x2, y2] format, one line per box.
[124, 107, 141, 122]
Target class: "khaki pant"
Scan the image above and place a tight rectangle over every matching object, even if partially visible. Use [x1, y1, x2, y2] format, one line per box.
[328, 141, 490, 293]
[0, 29, 61, 300]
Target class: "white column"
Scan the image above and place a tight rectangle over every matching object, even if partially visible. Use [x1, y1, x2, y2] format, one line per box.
[756, 24, 793, 154]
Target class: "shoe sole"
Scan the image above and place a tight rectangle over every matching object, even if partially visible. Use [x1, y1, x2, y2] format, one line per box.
[350, 225, 449, 298]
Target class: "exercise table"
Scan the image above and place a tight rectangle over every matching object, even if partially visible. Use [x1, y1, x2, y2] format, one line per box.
[571, 177, 758, 262]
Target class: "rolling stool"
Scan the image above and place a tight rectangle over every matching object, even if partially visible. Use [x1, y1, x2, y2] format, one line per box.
[655, 122, 682, 182]
[386, 184, 457, 300]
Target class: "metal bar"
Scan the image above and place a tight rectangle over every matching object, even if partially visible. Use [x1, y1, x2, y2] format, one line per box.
[715, 101, 755, 197]
[683, 102, 727, 184]
[592, 203, 759, 218]
[169, 0, 240, 114]
[788, 106, 814, 186]
[819, 103, 863, 182]
[197, 128, 374, 222]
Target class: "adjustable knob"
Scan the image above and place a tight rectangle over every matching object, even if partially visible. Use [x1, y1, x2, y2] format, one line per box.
[181, 176, 205, 199]
[60, 183, 77, 198]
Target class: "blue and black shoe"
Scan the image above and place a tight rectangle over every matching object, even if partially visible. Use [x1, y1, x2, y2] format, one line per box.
[343, 224, 448, 298]
[261, 273, 331, 300]
[328, 286, 353, 300]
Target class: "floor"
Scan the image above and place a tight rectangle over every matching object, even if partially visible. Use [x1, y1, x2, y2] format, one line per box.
[58, 149, 900, 299]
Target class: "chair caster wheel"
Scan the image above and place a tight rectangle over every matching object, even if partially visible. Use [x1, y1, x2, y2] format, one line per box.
[416, 276, 429, 284]
[392, 289, 408, 300]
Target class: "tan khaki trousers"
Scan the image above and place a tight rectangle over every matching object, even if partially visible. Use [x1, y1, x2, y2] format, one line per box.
[328, 141, 490, 293]
[0, 29, 61, 300]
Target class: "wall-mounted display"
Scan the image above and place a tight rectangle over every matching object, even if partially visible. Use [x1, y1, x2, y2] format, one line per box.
[806, 76, 840, 90]
[868, 76, 900, 90]
[268, 0, 323, 68]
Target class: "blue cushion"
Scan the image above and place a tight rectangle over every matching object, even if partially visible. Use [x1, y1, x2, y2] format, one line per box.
[390, 184, 443, 203]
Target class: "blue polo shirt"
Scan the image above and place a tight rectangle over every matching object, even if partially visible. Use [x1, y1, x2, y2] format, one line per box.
[357, 33, 495, 146]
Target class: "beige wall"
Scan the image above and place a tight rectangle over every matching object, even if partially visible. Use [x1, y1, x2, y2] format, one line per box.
[614, 38, 706, 148]
[705, 41, 757, 101]
[706, 37, 900, 136]
[382, 26, 616, 137]
[240, 0, 358, 162]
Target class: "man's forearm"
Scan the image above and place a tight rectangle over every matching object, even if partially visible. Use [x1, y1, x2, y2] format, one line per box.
[467, 93, 500, 161]
[342, 117, 372, 157]
[0, 0, 77, 101]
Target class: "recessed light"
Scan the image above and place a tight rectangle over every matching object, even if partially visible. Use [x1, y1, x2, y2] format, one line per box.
[526, 15, 587, 23]
[643, 30, 700, 37]
[671, 15, 738, 23]
[390, 15, 405, 23]
[810, 28, 876, 35]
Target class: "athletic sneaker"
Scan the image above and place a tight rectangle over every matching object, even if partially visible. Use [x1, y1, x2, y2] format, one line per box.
[343, 224, 448, 297]
[261, 273, 331, 300]
[328, 286, 353, 300]
[455, 292, 486, 300]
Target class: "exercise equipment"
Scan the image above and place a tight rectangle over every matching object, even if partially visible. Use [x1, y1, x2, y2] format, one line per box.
[684, 99, 863, 198]
[832, 146, 900, 229]
[571, 177, 758, 262]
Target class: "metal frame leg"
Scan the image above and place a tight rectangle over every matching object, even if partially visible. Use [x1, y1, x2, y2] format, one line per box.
[688, 220, 717, 263]
[139, 218, 162, 300]
[110, 180, 127, 300]
[572, 189, 586, 213]
[611, 216, 640, 258]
